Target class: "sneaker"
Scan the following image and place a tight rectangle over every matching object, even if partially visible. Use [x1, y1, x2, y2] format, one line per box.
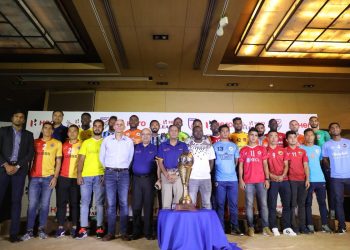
[263, 227, 273, 236]
[56, 228, 65, 238]
[38, 229, 48, 239]
[71, 227, 77, 238]
[307, 225, 315, 234]
[96, 227, 104, 239]
[272, 227, 280, 236]
[247, 227, 255, 237]
[21, 231, 34, 241]
[321, 225, 332, 233]
[76, 228, 88, 240]
[231, 227, 244, 236]
[283, 228, 297, 236]
[336, 228, 346, 234]
[300, 227, 310, 235]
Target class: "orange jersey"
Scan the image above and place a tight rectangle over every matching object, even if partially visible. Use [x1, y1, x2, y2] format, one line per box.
[124, 129, 142, 144]
[31, 138, 62, 177]
[60, 140, 82, 178]
[229, 132, 248, 150]
[296, 134, 305, 146]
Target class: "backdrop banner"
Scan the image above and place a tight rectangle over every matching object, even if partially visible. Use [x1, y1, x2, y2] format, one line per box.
[20, 111, 317, 217]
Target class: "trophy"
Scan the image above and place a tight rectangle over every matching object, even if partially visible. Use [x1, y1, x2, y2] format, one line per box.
[175, 152, 196, 210]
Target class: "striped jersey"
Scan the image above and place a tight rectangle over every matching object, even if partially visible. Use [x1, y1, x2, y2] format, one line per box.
[60, 140, 82, 178]
[31, 138, 62, 177]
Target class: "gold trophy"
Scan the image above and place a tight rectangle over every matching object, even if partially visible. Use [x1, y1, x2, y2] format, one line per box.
[175, 152, 196, 210]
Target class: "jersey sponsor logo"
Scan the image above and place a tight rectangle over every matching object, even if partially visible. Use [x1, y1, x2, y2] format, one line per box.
[220, 153, 233, 160]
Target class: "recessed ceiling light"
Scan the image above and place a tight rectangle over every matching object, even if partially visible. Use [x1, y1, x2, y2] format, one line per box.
[12, 81, 25, 86]
[303, 84, 315, 88]
[153, 34, 169, 40]
[269, 83, 274, 88]
[226, 82, 239, 87]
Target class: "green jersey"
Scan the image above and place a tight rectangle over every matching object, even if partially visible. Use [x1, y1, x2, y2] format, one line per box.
[166, 131, 190, 142]
[315, 129, 331, 147]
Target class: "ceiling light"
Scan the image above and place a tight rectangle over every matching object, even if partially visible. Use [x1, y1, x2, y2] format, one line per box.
[234, 0, 350, 59]
[153, 34, 169, 40]
[216, 16, 228, 37]
[303, 84, 315, 88]
[269, 83, 274, 88]
[226, 82, 239, 87]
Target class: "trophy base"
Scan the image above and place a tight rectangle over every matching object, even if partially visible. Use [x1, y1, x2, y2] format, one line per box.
[175, 203, 197, 211]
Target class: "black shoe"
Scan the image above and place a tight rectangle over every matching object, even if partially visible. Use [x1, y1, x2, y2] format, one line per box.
[336, 228, 346, 234]
[300, 228, 311, 235]
[9, 235, 22, 243]
[130, 234, 141, 240]
[231, 227, 244, 236]
[121, 234, 131, 241]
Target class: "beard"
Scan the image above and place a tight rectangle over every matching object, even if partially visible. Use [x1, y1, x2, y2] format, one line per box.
[93, 131, 102, 136]
[151, 127, 159, 133]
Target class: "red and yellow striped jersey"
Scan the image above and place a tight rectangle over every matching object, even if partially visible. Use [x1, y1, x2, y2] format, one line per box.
[31, 138, 62, 177]
[60, 140, 82, 178]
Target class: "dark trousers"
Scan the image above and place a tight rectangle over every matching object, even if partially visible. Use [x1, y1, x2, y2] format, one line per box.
[56, 176, 80, 227]
[290, 181, 307, 231]
[0, 167, 27, 236]
[305, 182, 328, 226]
[322, 165, 334, 211]
[331, 178, 350, 230]
[132, 175, 154, 237]
[268, 181, 292, 229]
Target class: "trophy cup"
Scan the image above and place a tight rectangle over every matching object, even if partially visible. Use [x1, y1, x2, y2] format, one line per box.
[175, 152, 196, 210]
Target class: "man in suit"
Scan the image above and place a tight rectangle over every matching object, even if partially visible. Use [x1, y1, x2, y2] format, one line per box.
[0, 110, 34, 242]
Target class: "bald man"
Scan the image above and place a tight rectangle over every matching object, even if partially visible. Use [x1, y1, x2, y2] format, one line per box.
[100, 119, 134, 241]
[131, 128, 158, 240]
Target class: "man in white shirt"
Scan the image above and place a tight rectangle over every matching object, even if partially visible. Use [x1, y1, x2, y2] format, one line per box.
[187, 126, 215, 209]
[99, 119, 134, 241]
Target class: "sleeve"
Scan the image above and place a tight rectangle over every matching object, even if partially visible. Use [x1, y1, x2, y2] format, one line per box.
[183, 142, 189, 153]
[99, 139, 106, 167]
[239, 148, 245, 162]
[79, 140, 87, 156]
[208, 145, 216, 160]
[325, 131, 331, 142]
[127, 140, 134, 165]
[322, 143, 328, 157]
[17, 132, 34, 169]
[318, 146, 322, 160]
[262, 147, 268, 160]
[302, 150, 309, 163]
[157, 143, 164, 159]
[234, 145, 240, 159]
[0, 128, 6, 166]
[56, 141, 63, 157]
[283, 148, 290, 161]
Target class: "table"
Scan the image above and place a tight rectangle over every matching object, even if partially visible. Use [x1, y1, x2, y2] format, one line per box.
[157, 209, 241, 250]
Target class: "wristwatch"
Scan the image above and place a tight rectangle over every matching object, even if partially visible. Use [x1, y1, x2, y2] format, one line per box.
[265, 178, 270, 181]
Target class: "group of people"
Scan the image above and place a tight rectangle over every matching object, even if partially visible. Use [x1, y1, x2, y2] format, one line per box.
[0, 110, 349, 244]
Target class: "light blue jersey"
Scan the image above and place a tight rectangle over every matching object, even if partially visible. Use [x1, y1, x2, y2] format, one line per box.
[322, 138, 350, 179]
[213, 141, 240, 181]
[300, 145, 325, 182]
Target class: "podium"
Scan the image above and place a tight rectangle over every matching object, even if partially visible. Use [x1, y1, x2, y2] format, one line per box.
[157, 209, 241, 250]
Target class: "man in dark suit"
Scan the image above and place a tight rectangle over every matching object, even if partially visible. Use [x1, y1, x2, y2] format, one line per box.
[0, 110, 34, 242]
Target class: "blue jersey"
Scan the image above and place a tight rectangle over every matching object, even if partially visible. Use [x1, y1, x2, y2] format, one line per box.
[213, 141, 239, 181]
[322, 138, 350, 179]
[300, 145, 325, 182]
